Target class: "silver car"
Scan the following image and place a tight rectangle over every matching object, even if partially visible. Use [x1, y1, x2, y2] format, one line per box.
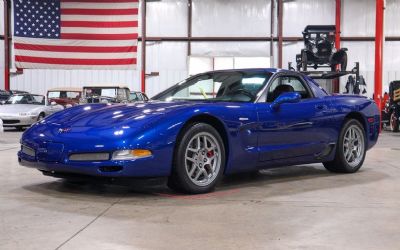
[0, 94, 64, 130]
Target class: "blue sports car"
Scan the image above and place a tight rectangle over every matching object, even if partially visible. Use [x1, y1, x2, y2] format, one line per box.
[18, 69, 380, 194]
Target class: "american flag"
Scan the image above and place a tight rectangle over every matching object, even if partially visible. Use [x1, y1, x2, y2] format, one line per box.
[13, 0, 138, 69]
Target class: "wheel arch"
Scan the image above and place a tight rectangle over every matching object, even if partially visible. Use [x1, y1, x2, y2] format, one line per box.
[176, 114, 230, 162]
[344, 111, 367, 135]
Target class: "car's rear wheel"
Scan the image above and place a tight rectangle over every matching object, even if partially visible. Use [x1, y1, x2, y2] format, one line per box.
[168, 123, 225, 194]
[323, 119, 366, 173]
[390, 112, 399, 132]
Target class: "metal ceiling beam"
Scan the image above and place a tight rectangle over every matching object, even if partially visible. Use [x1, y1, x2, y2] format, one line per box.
[137, 36, 400, 42]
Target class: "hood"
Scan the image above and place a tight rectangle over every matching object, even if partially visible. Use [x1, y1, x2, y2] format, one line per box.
[0, 104, 40, 114]
[45, 101, 197, 129]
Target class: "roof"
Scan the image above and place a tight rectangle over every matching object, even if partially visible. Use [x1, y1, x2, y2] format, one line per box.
[83, 85, 129, 89]
[199, 68, 289, 75]
[303, 25, 336, 33]
[47, 87, 82, 92]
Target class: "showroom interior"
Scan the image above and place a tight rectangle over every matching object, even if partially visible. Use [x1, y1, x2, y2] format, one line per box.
[1, 0, 400, 249]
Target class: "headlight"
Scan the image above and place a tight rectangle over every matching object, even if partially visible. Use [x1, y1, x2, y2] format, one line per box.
[312, 47, 318, 53]
[112, 149, 152, 160]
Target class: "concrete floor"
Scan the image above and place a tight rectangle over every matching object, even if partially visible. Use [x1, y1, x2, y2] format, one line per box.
[1, 129, 400, 250]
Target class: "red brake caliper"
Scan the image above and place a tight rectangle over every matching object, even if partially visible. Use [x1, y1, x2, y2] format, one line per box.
[206, 150, 214, 158]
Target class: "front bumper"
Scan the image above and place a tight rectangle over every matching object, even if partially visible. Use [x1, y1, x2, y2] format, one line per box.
[18, 147, 170, 178]
[0, 115, 37, 126]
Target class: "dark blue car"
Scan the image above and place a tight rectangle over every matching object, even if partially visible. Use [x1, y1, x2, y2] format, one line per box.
[19, 69, 380, 194]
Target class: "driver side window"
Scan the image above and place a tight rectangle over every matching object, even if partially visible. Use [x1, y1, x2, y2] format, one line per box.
[266, 76, 312, 102]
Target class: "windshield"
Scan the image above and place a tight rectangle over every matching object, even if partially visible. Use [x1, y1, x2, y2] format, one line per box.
[84, 88, 120, 98]
[5, 95, 44, 105]
[153, 71, 272, 102]
[6, 95, 27, 104]
[48, 91, 80, 99]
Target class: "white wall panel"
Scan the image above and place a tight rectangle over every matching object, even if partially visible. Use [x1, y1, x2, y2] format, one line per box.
[10, 42, 143, 95]
[385, 0, 400, 36]
[145, 42, 188, 97]
[10, 69, 141, 95]
[146, 0, 188, 37]
[342, 0, 375, 37]
[0, 1, 4, 35]
[191, 42, 271, 57]
[192, 0, 271, 37]
[283, 0, 335, 36]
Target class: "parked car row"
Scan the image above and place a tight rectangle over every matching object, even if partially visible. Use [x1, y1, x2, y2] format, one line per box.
[0, 85, 149, 130]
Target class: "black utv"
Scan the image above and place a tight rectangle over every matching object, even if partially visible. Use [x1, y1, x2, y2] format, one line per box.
[296, 25, 348, 72]
[382, 81, 400, 132]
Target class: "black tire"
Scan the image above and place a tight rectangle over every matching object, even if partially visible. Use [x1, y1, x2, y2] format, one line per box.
[37, 113, 45, 121]
[390, 112, 399, 132]
[301, 51, 307, 72]
[168, 123, 226, 194]
[341, 53, 348, 71]
[323, 119, 367, 173]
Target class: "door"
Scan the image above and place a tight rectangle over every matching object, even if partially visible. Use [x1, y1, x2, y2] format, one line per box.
[256, 75, 331, 161]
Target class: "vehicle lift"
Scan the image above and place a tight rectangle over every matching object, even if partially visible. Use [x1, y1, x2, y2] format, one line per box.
[288, 62, 366, 95]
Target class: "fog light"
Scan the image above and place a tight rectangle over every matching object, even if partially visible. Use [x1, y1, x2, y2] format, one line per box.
[112, 149, 152, 160]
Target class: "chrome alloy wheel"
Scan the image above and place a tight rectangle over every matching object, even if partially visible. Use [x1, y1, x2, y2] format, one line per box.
[343, 125, 365, 168]
[184, 132, 222, 187]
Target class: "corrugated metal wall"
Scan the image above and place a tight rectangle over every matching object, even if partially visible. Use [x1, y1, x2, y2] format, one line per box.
[2, 0, 400, 97]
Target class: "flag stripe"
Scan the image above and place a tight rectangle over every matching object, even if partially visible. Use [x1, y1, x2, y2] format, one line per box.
[61, 2, 138, 9]
[61, 8, 138, 15]
[14, 37, 137, 47]
[15, 43, 137, 53]
[15, 50, 137, 59]
[14, 62, 136, 69]
[61, 33, 138, 40]
[61, 27, 138, 34]
[61, 21, 138, 28]
[16, 56, 136, 65]
[61, 14, 138, 22]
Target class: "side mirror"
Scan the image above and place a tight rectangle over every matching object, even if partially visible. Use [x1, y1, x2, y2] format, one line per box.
[271, 92, 301, 111]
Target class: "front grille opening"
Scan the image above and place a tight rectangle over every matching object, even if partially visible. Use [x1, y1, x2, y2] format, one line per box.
[99, 166, 123, 172]
[69, 153, 110, 161]
[3, 120, 20, 124]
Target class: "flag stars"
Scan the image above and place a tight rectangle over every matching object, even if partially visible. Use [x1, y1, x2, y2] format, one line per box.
[14, 0, 61, 39]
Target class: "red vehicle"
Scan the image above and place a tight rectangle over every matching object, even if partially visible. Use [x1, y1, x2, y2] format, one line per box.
[47, 88, 82, 108]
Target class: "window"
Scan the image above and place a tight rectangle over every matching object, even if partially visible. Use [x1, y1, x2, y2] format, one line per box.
[266, 76, 312, 102]
[32, 95, 45, 105]
[153, 71, 273, 103]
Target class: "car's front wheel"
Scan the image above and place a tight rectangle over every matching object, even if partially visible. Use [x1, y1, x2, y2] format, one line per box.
[168, 123, 226, 194]
[37, 113, 45, 121]
[323, 119, 366, 173]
